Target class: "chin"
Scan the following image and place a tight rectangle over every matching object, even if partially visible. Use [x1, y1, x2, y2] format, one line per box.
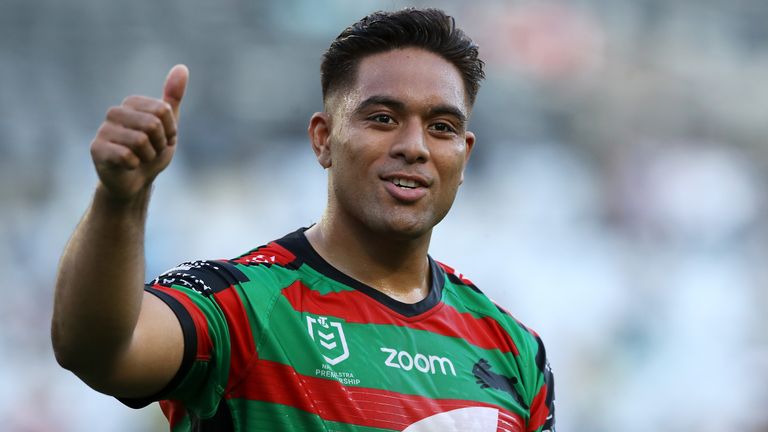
[386, 224, 430, 240]
[374, 212, 439, 240]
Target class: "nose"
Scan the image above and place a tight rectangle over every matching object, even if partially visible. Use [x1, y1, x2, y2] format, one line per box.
[389, 119, 429, 163]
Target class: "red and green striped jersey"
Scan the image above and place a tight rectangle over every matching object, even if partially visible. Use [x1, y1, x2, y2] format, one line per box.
[121, 228, 555, 431]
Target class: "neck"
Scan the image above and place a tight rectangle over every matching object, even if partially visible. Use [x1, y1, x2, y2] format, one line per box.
[305, 214, 432, 304]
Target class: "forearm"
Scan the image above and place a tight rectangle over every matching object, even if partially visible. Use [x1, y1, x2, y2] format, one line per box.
[52, 183, 152, 373]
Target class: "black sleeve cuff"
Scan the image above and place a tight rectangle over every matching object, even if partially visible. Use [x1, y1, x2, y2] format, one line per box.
[117, 285, 198, 409]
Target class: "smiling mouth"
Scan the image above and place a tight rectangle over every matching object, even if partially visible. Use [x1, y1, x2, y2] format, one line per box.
[392, 178, 419, 189]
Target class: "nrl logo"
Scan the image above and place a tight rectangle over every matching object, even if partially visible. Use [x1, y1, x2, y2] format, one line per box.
[306, 315, 350, 365]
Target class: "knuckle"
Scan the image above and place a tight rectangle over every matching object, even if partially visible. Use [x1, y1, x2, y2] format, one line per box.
[152, 100, 171, 117]
[146, 117, 163, 135]
[121, 95, 137, 106]
[134, 132, 151, 149]
[95, 123, 109, 136]
[135, 133, 158, 157]
[89, 140, 100, 157]
[117, 149, 137, 166]
[95, 123, 116, 142]
[106, 106, 122, 120]
[124, 130, 146, 149]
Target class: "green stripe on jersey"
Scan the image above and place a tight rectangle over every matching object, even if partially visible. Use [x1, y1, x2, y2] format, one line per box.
[143, 229, 553, 431]
[253, 295, 527, 413]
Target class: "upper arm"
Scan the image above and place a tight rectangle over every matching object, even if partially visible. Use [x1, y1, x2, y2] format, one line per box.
[90, 291, 185, 399]
[69, 258, 250, 416]
[114, 261, 238, 413]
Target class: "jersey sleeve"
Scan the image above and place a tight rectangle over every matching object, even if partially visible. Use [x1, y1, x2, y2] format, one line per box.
[118, 260, 244, 419]
[526, 335, 556, 432]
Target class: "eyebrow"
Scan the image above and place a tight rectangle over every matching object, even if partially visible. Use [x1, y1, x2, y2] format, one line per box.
[353, 95, 406, 114]
[353, 95, 467, 126]
[427, 104, 467, 127]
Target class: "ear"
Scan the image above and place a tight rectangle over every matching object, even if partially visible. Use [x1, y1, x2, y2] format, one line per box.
[459, 131, 475, 184]
[308, 112, 332, 168]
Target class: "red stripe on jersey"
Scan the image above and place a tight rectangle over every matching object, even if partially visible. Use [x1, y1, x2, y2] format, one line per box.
[213, 287, 257, 391]
[152, 285, 212, 361]
[281, 281, 520, 355]
[436, 261, 476, 286]
[159, 400, 186, 428]
[499, 410, 525, 432]
[527, 384, 550, 431]
[228, 358, 524, 431]
[233, 242, 296, 266]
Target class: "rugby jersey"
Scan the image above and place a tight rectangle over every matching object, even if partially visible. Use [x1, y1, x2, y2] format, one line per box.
[122, 228, 555, 431]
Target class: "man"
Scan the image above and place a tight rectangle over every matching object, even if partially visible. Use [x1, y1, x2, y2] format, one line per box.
[52, 8, 555, 431]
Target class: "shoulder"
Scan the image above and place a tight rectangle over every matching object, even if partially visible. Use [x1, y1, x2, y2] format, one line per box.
[151, 260, 250, 297]
[435, 259, 544, 353]
[231, 240, 300, 269]
[151, 229, 312, 299]
[436, 260, 503, 319]
[229, 227, 313, 271]
[435, 259, 555, 408]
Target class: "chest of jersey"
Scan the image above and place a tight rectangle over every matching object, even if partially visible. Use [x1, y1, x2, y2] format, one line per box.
[237, 278, 530, 432]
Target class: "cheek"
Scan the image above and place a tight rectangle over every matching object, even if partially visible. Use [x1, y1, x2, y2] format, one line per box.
[331, 141, 371, 193]
[436, 148, 469, 183]
[334, 150, 364, 185]
[337, 133, 387, 175]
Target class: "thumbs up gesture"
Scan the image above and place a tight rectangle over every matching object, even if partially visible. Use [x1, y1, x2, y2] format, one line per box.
[91, 65, 189, 201]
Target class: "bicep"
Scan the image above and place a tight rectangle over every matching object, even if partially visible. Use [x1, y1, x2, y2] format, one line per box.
[100, 291, 185, 398]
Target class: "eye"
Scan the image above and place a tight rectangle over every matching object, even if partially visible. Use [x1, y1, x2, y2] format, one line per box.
[370, 114, 395, 124]
[430, 122, 457, 134]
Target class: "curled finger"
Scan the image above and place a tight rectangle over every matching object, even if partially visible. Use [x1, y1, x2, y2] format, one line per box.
[122, 96, 177, 142]
[106, 106, 168, 153]
[91, 139, 141, 170]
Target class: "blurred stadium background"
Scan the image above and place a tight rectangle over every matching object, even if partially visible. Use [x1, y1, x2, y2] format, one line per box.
[1, 0, 767, 430]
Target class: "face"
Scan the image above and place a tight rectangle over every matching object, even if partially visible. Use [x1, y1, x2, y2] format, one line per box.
[309, 47, 475, 239]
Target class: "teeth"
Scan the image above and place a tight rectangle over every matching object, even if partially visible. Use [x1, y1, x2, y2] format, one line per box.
[393, 178, 418, 188]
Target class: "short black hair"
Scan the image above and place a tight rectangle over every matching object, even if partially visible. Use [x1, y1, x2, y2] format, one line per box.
[321, 8, 485, 107]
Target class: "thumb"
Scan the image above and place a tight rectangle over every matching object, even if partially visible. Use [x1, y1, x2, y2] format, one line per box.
[163, 64, 189, 122]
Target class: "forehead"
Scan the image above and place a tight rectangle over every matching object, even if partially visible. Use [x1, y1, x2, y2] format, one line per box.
[341, 48, 468, 114]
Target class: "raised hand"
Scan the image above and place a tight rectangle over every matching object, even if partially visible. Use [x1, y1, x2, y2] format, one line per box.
[90, 65, 189, 200]
[52, 65, 191, 397]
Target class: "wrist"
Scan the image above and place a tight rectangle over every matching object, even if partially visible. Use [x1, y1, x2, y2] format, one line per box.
[93, 182, 153, 216]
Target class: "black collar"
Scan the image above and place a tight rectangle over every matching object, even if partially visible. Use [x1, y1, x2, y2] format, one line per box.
[275, 227, 444, 317]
